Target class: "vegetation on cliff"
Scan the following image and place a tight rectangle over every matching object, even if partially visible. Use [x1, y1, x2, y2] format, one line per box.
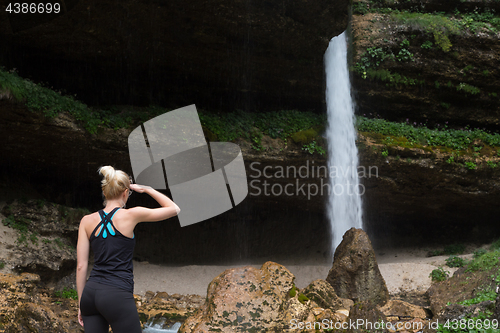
[351, 0, 500, 131]
[3, 65, 500, 166]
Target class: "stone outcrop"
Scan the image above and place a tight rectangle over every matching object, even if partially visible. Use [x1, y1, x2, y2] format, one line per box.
[346, 301, 388, 333]
[0, 271, 206, 332]
[137, 291, 205, 329]
[302, 279, 354, 312]
[179, 261, 352, 333]
[0, 272, 81, 332]
[326, 228, 389, 306]
[378, 300, 427, 320]
[0, 200, 86, 281]
[0, 0, 348, 111]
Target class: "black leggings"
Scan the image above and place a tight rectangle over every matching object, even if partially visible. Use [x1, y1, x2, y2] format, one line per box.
[80, 280, 142, 333]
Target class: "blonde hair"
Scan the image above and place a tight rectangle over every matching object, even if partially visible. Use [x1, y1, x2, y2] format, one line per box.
[98, 166, 131, 204]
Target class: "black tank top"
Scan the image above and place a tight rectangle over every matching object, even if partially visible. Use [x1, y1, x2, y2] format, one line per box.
[88, 207, 136, 293]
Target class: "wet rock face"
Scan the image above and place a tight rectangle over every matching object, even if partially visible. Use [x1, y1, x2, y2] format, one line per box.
[326, 228, 389, 306]
[0, 0, 348, 111]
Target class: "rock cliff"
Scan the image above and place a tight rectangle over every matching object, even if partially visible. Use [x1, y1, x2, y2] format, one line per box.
[0, 0, 348, 111]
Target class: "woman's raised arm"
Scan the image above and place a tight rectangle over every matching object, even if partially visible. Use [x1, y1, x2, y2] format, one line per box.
[128, 184, 180, 223]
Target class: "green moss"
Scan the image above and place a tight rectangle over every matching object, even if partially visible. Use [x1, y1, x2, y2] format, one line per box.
[288, 285, 297, 297]
[298, 293, 309, 304]
[291, 128, 318, 144]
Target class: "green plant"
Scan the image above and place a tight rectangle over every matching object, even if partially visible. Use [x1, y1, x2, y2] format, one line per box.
[396, 40, 414, 62]
[490, 239, 500, 250]
[302, 141, 325, 155]
[2, 215, 28, 233]
[0, 262, 5, 269]
[421, 40, 433, 49]
[446, 255, 467, 268]
[390, 12, 459, 52]
[198, 109, 325, 143]
[29, 232, 39, 246]
[54, 287, 78, 300]
[54, 238, 64, 249]
[456, 83, 481, 95]
[465, 161, 477, 170]
[353, 2, 369, 15]
[430, 267, 449, 282]
[17, 233, 28, 246]
[487, 161, 498, 168]
[354, 47, 394, 78]
[473, 248, 487, 259]
[458, 288, 497, 306]
[356, 116, 500, 151]
[364, 68, 421, 87]
[466, 249, 500, 272]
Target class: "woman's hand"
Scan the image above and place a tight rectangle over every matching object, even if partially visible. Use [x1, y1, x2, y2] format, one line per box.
[78, 308, 84, 327]
[129, 184, 151, 193]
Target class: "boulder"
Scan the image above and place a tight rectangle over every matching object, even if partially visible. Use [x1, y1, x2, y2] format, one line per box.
[347, 301, 388, 333]
[302, 279, 354, 311]
[378, 300, 428, 320]
[179, 262, 295, 332]
[179, 261, 345, 332]
[326, 228, 389, 306]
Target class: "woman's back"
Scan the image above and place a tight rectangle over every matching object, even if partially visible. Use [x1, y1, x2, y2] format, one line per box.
[87, 207, 135, 293]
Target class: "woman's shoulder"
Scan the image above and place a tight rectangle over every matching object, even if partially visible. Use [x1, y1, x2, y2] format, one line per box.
[79, 211, 101, 226]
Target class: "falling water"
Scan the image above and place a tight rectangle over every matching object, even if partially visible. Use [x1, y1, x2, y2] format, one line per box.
[325, 32, 363, 254]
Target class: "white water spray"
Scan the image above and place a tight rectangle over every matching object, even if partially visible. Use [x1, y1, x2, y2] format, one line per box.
[325, 32, 363, 254]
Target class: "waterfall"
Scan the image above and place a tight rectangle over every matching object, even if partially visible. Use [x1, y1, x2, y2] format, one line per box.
[325, 32, 363, 254]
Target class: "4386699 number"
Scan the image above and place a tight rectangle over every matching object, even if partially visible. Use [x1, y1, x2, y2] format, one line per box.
[6, 3, 61, 14]
[444, 318, 499, 330]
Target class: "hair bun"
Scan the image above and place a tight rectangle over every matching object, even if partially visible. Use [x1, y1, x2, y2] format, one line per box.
[98, 166, 116, 187]
[97, 166, 131, 205]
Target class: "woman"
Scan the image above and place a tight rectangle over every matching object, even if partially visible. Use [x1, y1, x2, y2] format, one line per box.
[76, 166, 180, 332]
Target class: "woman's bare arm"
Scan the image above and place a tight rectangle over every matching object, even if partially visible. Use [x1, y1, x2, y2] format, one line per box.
[76, 216, 90, 326]
[128, 184, 180, 223]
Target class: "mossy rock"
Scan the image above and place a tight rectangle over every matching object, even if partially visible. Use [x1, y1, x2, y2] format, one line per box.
[291, 128, 318, 144]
